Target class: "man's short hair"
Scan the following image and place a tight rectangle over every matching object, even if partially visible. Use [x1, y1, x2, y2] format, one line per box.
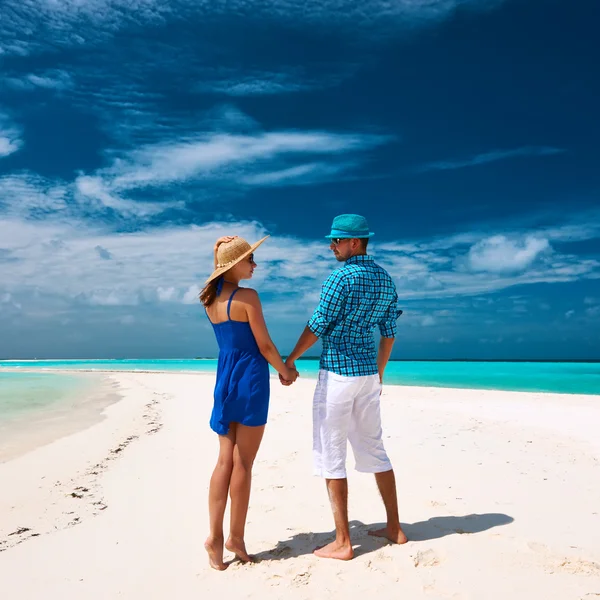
[358, 238, 369, 251]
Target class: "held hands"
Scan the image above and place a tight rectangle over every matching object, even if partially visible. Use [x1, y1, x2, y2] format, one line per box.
[279, 361, 299, 386]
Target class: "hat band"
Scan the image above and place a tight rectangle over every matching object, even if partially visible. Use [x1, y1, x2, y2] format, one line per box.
[216, 256, 243, 269]
[329, 227, 370, 238]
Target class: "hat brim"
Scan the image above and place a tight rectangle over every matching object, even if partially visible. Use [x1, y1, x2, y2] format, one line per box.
[204, 235, 269, 286]
[325, 232, 374, 239]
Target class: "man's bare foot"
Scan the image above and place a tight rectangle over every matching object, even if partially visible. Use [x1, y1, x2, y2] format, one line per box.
[368, 525, 408, 544]
[225, 537, 254, 562]
[204, 536, 228, 571]
[313, 540, 354, 560]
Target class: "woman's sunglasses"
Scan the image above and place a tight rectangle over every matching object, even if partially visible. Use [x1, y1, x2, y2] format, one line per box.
[247, 253, 255, 263]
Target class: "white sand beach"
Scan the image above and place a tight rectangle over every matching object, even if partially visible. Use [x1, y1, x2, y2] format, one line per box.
[1, 372, 599, 599]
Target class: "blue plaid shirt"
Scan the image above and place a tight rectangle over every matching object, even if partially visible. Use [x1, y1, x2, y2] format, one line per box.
[307, 255, 402, 376]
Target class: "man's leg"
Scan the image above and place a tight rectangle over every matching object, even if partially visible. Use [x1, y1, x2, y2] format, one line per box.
[312, 371, 358, 560]
[369, 469, 408, 544]
[349, 375, 408, 544]
[313, 478, 354, 560]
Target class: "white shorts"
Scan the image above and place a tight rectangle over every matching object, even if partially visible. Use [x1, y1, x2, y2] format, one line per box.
[312, 369, 392, 479]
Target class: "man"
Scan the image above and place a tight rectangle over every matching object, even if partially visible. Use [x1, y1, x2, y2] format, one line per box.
[284, 214, 407, 560]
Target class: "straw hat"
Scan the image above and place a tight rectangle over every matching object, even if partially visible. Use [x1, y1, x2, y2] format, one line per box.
[204, 235, 269, 285]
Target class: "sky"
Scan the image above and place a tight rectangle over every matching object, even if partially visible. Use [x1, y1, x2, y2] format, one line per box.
[0, 0, 599, 360]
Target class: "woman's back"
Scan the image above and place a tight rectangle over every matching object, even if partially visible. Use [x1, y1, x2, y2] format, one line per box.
[206, 284, 269, 436]
[206, 287, 261, 355]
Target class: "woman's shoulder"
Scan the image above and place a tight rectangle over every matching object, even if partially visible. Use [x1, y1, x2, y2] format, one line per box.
[234, 287, 260, 302]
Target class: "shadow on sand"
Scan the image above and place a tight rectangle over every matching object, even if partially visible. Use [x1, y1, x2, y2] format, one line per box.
[253, 513, 514, 562]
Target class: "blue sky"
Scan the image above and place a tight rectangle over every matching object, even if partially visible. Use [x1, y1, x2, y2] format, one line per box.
[0, 0, 599, 360]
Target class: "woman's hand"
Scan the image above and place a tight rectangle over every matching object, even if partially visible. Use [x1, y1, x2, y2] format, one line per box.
[279, 366, 299, 386]
[214, 236, 237, 251]
[214, 236, 237, 268]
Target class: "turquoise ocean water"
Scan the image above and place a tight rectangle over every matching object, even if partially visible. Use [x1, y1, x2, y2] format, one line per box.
[0, 371, 93, 423]
[1, 360, 598, 455]
[2, 358, 600, 395]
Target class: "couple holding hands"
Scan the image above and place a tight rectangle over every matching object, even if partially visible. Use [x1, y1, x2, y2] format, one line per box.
[200, 214, 407, 571]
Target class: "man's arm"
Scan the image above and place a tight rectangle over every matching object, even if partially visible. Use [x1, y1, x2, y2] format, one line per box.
[285, 326, 319, 366]
[377, 336, 395, 384]
[377, 289, 401, 384]
[287, 272, 345, 365]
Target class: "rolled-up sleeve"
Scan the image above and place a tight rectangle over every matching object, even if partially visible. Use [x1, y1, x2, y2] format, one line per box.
[307, 272, 347, 338]
[378, 293, 402, 338]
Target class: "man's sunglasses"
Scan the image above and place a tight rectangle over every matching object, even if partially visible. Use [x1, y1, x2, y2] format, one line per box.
[330, 238, 347, 246]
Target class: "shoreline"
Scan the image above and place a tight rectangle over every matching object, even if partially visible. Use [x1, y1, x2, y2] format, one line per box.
[2, 368, 599, 471]
[0, 372, 164, 553]
[0, 373, 122, 463]
[0, 372, 599, 598]
[2, 365, 599, 396]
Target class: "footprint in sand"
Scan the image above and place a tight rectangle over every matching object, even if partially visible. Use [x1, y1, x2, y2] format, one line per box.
[291, 569, 311, 586]
[527, 542, 600, 576]
[553, 558, 600, 576]
[413, 549, 441, 568]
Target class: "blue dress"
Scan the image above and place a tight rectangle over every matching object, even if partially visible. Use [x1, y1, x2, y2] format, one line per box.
[207, 288, 270, 435]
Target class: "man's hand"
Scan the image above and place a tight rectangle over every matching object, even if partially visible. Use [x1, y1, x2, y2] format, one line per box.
[279, 359, 298, 386]
[279, 365, 298, 386]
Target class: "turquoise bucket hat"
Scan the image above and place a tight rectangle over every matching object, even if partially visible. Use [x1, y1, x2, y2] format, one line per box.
[325, 214, 374, 239]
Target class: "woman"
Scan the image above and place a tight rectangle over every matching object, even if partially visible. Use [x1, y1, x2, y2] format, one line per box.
[200, 234, 298, 571]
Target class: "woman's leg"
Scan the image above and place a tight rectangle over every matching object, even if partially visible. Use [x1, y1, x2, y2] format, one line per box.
[205, 428, 236, 570]
[225, 423, 265, 561]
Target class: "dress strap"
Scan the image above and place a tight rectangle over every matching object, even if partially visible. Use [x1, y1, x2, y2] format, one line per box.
[226, 288, 240, 320]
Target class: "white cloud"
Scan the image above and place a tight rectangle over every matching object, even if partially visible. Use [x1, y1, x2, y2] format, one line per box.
[193, 66, 356, 97]
[0, 1, 507, 56]
[415, 146, 564, 173]
[0, 115, 389, 219]
[1, 292, 22, 311]
[157, 287, 177, 302]
[241, 162, 355, 186]
[565, 310, 575, 319]
[182, 285, 202, 305]
[0, 173, 68, 214]
[83, 290, 137, 306]
[108, 131, 391, 191]
[4, 69, 73, 90]
[467, 235, 551, 273]
[0, 114, 22, 158]
[0, 137, 20, 158]
[0, 207, 599, 348]
[74, 175, 175, 216]
[195, 73, 311, 97]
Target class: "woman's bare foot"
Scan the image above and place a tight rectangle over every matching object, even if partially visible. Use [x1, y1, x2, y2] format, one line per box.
[313, 540, 354, 560]
[205, 536, 228, 571]
[225, 536, 254, 562]
[368, 525, 408, 544]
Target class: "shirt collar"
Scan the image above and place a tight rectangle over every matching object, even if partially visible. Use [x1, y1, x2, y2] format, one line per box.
[345, 254, 374, 265]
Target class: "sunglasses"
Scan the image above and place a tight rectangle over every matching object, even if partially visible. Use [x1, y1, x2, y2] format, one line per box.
[330, 238, 347, 246]
[248, 253, 255, 263]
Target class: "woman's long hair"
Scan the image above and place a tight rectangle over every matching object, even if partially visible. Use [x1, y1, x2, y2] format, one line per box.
[199, 276, 221, 308]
